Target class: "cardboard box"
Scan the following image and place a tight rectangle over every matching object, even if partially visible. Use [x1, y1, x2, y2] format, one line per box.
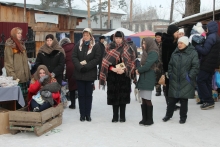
[0, 108, 10, 135]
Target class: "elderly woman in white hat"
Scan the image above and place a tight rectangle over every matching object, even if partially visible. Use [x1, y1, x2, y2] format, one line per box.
[72, 28, 101, 122]
[162, 36, 199, 124]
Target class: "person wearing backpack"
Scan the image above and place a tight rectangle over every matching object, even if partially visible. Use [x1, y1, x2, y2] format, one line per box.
[136, 37, 159, 126]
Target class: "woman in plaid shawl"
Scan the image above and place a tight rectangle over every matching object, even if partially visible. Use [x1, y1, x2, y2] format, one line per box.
[99, 31, 136, 123]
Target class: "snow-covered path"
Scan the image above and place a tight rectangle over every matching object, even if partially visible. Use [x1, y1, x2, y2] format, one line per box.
[1, 81, 220, 147]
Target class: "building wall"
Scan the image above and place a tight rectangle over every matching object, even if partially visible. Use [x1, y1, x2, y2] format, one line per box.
[76, 15, 122, 29]
[121, 20, 169, 32]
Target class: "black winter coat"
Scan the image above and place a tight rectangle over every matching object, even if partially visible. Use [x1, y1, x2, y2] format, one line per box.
[162, 33, 177, 73]
[97, 41, 106, 79]
[34, 50, 65, 85]
[168, 45, 199, 99]
[72, 42, 101, 81]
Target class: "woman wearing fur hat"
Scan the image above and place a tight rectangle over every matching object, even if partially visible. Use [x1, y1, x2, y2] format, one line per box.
[33, 34, 65, 86]
[136, 37, 159, 126]
[4, 27, 31, 100]
[162, 36, 199, 124]
[72, 28, 101, 122]
[28, 65, 61, 112]
[59, 38, 77, 109]
[162, 25, 179, 108]
[99, 31, 136, 123]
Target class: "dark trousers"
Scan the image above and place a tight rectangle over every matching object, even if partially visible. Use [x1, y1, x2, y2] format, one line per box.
[197, 70, 214, 103]
[30, 99, 52, 112]
[166, 98, 188, 120]
[76, 80, 94, 117]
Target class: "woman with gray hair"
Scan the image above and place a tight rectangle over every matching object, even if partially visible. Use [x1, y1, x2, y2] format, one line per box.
[59, 38, 77, 109]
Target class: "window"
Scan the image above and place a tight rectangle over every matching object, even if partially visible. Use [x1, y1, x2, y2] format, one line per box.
[141, 24, 145, 31]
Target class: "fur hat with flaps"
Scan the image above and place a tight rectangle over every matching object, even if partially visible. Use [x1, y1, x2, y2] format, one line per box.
[33, 65, 51, 86]
[9, 27, 25, 52]
[59, 38, 71, 47]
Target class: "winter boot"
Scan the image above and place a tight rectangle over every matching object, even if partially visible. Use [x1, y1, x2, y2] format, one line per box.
[112, 105, 119, 122]
[139, 104, 147, 125]
[145, 105, 154, 125]
[69, 90, 76, 109]
[119, 104, 126, 122]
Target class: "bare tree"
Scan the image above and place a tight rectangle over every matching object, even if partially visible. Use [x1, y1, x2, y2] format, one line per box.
[185, 0, 200, 17]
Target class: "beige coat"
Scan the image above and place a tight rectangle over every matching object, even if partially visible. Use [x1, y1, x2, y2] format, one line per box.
[4, 38, 31, 83]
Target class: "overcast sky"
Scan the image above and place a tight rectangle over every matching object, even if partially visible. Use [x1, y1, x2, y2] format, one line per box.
[0, 0, 219, 21]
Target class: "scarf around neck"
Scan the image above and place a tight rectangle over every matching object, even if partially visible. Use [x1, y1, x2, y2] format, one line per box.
[38, 39, 66, 57]
[79, 37, 96, 55]
[99, 40, 136, 88]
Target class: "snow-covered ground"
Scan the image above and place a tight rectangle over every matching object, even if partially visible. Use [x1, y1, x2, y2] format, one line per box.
[1, 81, 220, 147]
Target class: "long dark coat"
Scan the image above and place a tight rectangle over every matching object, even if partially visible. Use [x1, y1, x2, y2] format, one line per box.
[106, 43, 131, 105]
[63, 43, 77, 91]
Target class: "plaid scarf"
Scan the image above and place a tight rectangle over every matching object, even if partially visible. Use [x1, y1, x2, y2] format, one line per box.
[99, 41, 136, 88]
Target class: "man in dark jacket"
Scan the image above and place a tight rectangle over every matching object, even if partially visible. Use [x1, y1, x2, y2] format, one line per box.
[193, 21, 220, 110]
[154, 32, 163, 96]
[97, 36, 106, 79]
[72, 28, 101, 121]
[162, 25, 179, 107]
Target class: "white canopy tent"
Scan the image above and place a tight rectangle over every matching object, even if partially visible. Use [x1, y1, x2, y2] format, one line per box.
[103, 28, 135, 36]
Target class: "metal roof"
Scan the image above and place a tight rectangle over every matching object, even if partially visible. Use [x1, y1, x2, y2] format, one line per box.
[171, 9, 220, 27]
[0, 2, 87, 19]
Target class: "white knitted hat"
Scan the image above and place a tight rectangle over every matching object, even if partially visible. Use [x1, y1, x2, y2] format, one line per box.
[178, 36, 189, 46]
[179, 28, 184, 33]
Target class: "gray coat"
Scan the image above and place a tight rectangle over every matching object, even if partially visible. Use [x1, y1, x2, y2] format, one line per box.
[168, 45, 199, 99]
[72, 42, 101, 81]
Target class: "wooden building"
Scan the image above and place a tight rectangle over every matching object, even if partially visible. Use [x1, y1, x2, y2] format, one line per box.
[0, 2, 85, 53]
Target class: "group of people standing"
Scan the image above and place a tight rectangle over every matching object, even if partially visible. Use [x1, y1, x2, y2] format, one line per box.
[3, 20, 219, 126]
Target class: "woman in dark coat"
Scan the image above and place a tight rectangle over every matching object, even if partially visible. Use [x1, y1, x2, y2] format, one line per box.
[72, 28, 101, 122]
[33, 34, 65, 86]
[163, 36, 199, 124]
[59, 38, 77, 109]
[99, 31, 136, 123]
[136, 37, 159, 126]
[162, 25, 179, 107]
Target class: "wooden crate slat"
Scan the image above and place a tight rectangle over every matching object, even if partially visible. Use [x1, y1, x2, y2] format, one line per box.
[34, 116, 62, 136]
[40, 104, 63, 122]
[9, 121, 42, 126]
[10, 126, 34, 132]
[9, 111, 41, 122]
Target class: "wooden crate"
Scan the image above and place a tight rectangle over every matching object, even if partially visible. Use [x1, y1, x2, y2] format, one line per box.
[9, 103, 63, 136]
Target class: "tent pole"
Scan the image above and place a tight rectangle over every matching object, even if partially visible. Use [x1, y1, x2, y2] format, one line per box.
[213, 0, 215, 21]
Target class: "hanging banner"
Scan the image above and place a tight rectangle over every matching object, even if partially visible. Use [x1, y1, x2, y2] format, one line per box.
[35, 13, 58, 24]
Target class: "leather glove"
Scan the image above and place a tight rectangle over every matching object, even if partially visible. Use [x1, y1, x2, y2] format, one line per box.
[41, 91, 52, 97]
[39, 75, 49, 83]
[80, 66, 87, 73]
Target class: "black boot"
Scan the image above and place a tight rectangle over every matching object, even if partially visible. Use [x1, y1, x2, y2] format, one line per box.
[69, 90, 76, 109]
[145, 105, 154, 125]
[119, 104, 126, 122]
[112, 105, 119, 122]
[139, 104, 147, 125]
